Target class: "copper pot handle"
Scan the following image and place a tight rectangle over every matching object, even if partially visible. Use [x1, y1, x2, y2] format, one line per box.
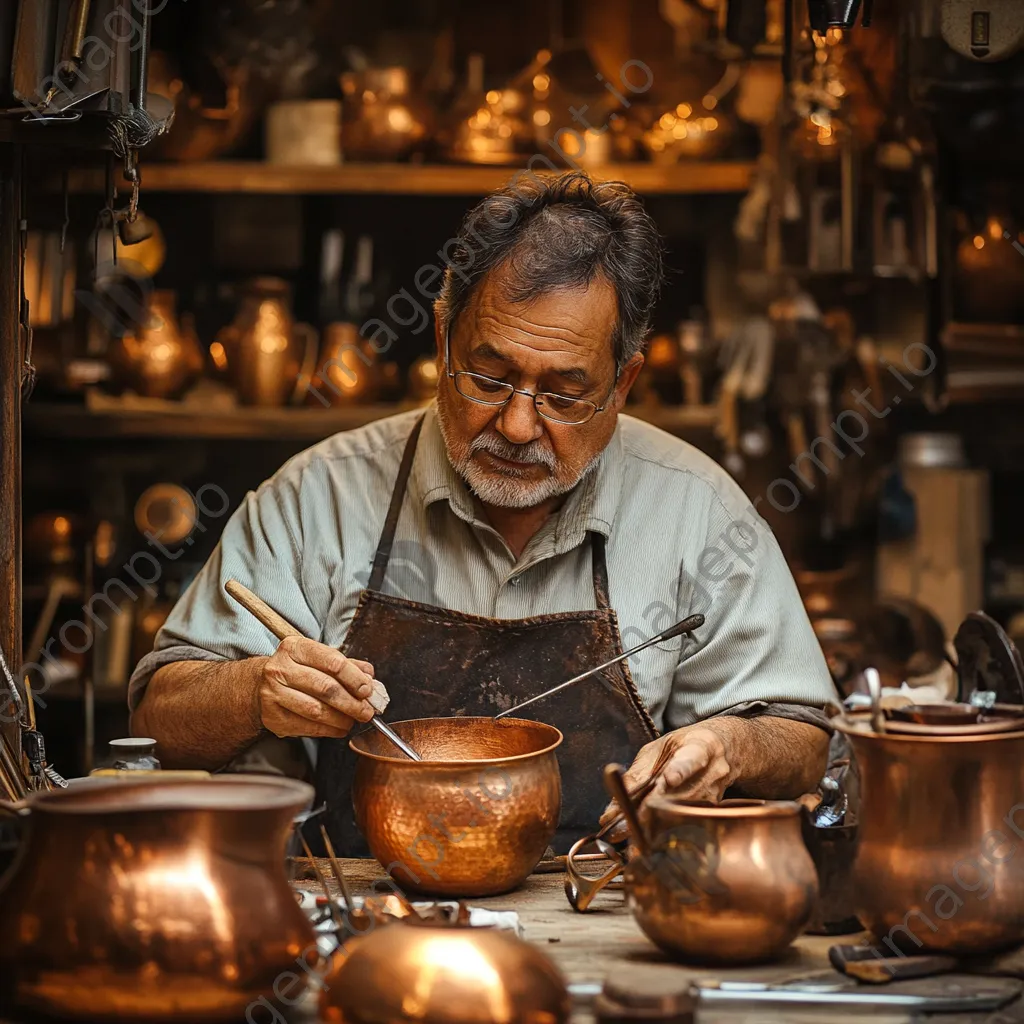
[564, 835, 625, 913]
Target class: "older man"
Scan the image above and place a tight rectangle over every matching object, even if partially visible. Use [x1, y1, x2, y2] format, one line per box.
[131, 171, 834, 853]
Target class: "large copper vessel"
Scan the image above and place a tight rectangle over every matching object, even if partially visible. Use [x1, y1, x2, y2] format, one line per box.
[0, 775, 317, 1022]
[836, 719, 1024, 954]
[350, 717, 562, 898]
[626, 797, 818, 964]
[322, 918, 570, 1024]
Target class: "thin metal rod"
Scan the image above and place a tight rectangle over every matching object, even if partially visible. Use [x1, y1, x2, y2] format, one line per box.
[494, 614, 705, 720]
[319, 824, 353, 912]
[370, 717, 420, 761]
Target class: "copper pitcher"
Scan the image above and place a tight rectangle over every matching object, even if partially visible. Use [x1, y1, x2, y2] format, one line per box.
[304, 322, 397, 406]
[107, 290, 204, 400]
[212, 277, 318, 407]
[626, 797, 818, 964]
[0, 775, 318, 1022]
[835, 717, 1024, 954]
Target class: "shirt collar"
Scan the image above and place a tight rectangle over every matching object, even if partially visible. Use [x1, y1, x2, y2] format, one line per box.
[410, 402, 625, 548]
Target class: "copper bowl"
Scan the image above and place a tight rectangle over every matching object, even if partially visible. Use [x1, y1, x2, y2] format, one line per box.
[321, 918, 570, 1024]
[626, 797, 818, 964]
[0, 775, 318, 1022]
[350, 717, 562, 898]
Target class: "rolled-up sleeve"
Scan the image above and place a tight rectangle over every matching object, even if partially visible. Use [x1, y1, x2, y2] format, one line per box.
[666, 492, 838, 733]
[128, 468, 321, 712]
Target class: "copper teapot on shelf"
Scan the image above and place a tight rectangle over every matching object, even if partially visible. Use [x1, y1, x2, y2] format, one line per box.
[106, 290, 205, 400]
[211, 277, 318, 407]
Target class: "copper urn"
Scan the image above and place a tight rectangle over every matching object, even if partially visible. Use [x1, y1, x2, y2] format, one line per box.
[350, 717, 562, 898]
[0, 775, 318, 1022]
[626, 797, 818, 964]
[836, 718, 1024, 954]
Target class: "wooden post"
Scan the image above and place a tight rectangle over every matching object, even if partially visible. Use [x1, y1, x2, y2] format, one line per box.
[0, 143, 24, 754]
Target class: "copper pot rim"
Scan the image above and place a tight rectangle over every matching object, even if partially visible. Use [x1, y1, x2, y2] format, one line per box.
[835, 718, 1024, 744]
[26, 774, 315, 815]
[644, 795, 801, 819]
[349, 716, 563, 765]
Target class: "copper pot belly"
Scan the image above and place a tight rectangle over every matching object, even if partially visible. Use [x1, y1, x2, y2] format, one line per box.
[626, 797, 818, 964]
[836, 721, 1024, 954]
[350, 717, 562, 898]
[0, 775, 318, 1022]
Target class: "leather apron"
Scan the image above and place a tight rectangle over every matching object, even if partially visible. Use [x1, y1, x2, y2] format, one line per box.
[313, 415, 658, 855]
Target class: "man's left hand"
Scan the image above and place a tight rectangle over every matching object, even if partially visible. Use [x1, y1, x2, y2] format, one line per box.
[597, 725, 738, 839]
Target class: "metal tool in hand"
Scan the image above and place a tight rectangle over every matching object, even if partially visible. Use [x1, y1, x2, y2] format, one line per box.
[494, 613, 705, 721]
[224, 580, 421, 761]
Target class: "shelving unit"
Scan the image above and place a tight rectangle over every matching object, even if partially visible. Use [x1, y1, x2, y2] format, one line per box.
[23, 399, 719, 441]
[64, 160, 756, 196]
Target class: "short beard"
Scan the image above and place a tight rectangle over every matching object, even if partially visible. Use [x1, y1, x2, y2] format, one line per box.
[436, 390, 601, 509]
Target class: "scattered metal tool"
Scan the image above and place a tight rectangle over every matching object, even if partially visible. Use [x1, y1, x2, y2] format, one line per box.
[224, 579, 421, 761]
[494, 614, 705, 721]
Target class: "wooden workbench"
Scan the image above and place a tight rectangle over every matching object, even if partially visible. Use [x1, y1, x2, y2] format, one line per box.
[295, 859, 1024, 1024]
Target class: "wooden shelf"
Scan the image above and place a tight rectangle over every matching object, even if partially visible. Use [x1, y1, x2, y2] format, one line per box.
[64, 160, 755, 197]
[23, 400, 718, 441]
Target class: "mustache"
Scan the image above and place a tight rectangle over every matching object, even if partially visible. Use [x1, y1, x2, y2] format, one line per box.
[470, 432, 556, 470]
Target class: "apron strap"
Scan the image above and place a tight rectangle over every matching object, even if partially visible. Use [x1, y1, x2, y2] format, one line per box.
[368, 414, 426, 593]
[590, 532, 612, 612]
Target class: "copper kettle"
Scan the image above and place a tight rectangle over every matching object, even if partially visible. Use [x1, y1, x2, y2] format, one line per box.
[0, 775, 318, 1022]
[304, 322, 399, 406]
[106, 290, 204, 400]
[212, 278, 319, 407]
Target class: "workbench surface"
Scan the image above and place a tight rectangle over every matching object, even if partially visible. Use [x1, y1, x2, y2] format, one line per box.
[302, 859, 1024, 1024]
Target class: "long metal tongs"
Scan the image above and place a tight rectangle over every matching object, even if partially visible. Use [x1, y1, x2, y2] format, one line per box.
[494, 614, 705, 720]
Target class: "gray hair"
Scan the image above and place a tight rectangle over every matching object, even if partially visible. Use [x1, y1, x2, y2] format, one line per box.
[435, 170, 664, 369]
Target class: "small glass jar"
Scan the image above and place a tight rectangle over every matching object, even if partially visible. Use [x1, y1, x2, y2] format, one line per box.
[108, 738, 161, 771]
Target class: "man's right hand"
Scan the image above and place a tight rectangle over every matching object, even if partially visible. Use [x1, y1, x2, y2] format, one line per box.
[256, 636, 378, 738]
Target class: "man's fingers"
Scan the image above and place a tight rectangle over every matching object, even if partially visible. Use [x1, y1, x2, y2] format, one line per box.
[270, 663, 375, 723]
[662, 741, 714, 790]
[270, 686, 361, 733]
[278, 637, 374, 698]
[265, 703, 353, 739]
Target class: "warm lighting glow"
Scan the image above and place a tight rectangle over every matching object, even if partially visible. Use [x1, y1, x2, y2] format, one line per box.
[476, 108, 492, 127]
[704, 117, 718, 131]
[53, 516, 70, 536]
[973, 235, 986, 250]
[702, 94, 717, 110]
[485, 89, 500, 104]
[810, 108, 831, 128]
[533, 109, 550, 126]
[676, 102, 692, 118]
[387, 106, 413, 132]
[497, 123, 512, 138]
[659, 112, 676, 129]
[817, 123, 834, 144]
[988, 218, 1003, 240]
[672, 123, 688, 139]
[401, 937, 510, 1021]
[533, 73, 550, 91]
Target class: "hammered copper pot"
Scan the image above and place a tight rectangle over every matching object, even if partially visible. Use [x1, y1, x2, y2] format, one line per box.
[836, 720, 1024, 954]
[350, 717, 562, 898]
[322, 918, 570, 1024]
[0, 775, 318, 1022]
[626, 797, 818, 964]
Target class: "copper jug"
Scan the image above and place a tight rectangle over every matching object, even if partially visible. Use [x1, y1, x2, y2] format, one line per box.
[625, 797, 818, 964]
[107, 290, 204, 400]
[212, 278, 318, 407]
[305, 322, 384, 406]
[0, 775, 318, 1022]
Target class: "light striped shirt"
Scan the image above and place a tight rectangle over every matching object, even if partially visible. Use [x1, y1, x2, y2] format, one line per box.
[129, 404, 836, 731]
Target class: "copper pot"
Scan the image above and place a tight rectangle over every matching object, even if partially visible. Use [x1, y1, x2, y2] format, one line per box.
[835, 719, 1024, 954]
[212, 278, 318, 407]
[305, 322, 387, 406]
[350, 717, 562, 898]
[0, 775, 318, 1022]
[107, 290, 204, 400]
[321, 919, 570, 1023]
[340, 67, 431, 161]
[626, 797, 818, 964]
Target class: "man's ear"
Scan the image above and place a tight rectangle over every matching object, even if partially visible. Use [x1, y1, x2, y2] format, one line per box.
[612, 352, 645, 410]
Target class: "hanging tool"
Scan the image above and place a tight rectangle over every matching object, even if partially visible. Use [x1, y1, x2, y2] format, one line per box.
[224, 580, 421, 761]
[494, 614, 705, 721]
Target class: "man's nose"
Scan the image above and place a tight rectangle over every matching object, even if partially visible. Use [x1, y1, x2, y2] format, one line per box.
[495, 391, 545, 445]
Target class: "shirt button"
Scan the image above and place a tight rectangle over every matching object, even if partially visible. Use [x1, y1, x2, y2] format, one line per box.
[509, 575, 521, 586]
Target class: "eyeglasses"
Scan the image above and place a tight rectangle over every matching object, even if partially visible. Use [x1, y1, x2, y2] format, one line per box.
[444, 327, 616, 426]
